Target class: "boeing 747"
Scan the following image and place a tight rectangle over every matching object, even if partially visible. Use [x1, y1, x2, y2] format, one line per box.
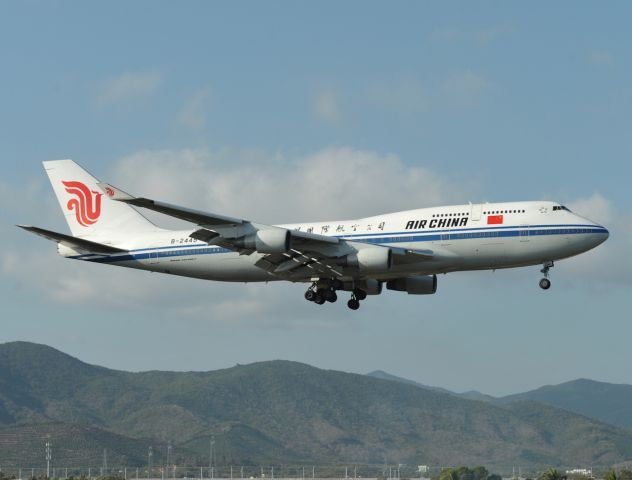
[19, 160, 609, 310]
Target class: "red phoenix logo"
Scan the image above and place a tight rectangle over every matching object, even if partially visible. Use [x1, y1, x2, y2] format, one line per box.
[105, 186, 115, 197]
[62, 180, 103, 227]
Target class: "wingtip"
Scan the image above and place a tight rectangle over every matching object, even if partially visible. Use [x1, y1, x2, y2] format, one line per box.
[96, 182, 135, 201]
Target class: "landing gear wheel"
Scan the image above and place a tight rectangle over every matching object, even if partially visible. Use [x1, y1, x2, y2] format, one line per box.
[325, 290, 338, 303]
[347, 298, 360, 310]
[354, 289, 367, 301]
[314, 294, 326, 305]
[304, 290, 316, 302]
[539, 261, 553, 290]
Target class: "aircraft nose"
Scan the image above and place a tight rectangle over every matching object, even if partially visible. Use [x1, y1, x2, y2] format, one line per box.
[593, 225, 609, 246]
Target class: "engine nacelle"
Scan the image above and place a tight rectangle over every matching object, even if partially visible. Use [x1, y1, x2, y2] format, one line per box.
[233, 229, 291, 253]
[386, 275, 437, 295]
[358, 279, 383, 295]
[333, 279, 382, 295]
[337, 247, 392, 272]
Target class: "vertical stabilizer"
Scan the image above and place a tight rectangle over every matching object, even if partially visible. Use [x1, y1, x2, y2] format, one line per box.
[43, 159, 159, 238]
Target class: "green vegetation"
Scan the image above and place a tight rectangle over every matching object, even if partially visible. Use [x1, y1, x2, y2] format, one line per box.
[433, 467, 492, 480]
[3, 342, 632, 469]
[500, 379, 632, 429]
[538, 469, 565, 480]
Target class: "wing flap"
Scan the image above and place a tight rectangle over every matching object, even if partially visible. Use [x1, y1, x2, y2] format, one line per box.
[96, 182, 408, 280]
[291, 229, 340, 245]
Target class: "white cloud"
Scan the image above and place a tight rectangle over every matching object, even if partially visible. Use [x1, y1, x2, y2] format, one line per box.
[441, 70, 490, 107]
[177, 87, 212, 129]
[429, 27, 461, 43]
[366, 79, 428, 113]
[9, 147, 626, 322]
[564, 193, 631, 287]
[0, 245, 355, 329]
[112, 146, 466, 223]
[364, 71, 490, 114]
[95, 71, 162, 108]
[589, 50, 615, 67]
[474, 25, 517, 44]
[313, 90, 343, 125]
[1, 146, 472, 322]
[568, 193, 614, 225]
[429, 25, 515, 45]
[0, 177, 63, 230]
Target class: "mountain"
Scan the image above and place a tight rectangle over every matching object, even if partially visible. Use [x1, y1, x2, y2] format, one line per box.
[366, 370, 496, 403]
[499, 379, 632, 430]
[366, 371, 632, 430]
[366, 370, 454, 394]
[2, 341, 632, 470]
[0, 423, 171, 467]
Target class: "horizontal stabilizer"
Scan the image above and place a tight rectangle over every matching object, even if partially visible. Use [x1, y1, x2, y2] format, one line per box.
[17, 225, 126, 254]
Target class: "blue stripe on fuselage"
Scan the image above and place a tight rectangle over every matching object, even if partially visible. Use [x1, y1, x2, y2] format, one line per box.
[71, 224, 608, 264]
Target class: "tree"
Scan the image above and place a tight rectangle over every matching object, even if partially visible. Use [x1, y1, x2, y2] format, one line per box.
[619, 470, 632, 480]
[434, 467, 489, 480]
[603, 470, 617, 480]
[539, 469, 565, 480]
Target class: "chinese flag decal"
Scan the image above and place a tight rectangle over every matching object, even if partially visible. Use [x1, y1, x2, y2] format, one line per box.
[487, 215, 504, 225]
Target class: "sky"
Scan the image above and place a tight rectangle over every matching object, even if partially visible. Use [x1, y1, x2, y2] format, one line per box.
[1, 1, 631, 396]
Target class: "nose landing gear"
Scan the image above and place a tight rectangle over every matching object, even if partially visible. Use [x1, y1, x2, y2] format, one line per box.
[539, 261, 553, 290]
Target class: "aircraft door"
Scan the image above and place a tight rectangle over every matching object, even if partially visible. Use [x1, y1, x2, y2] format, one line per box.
[519, 224, 529, 242]
[470, 204, 482, 221]
[149, 252, 160, 264]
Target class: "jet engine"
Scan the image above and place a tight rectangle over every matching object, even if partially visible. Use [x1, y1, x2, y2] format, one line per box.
[233, 229, 291, 253]
[358, 279, 383, 295]
[333, 279, 383, 295]
[336, 247, 392, 272]
[386, 275, 437, 295]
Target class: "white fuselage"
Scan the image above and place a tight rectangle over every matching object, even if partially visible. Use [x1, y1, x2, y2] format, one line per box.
[64, 201, 609, 283]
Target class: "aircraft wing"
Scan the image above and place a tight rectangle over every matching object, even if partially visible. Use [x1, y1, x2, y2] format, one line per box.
[17, 225, 126, 254]
[98, 183, 432, 279]
[97, 183, 244, 226]
[390, 246, 434, 264]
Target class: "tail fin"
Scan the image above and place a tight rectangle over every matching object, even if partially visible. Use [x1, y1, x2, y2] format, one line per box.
[44, 159, 160, 238]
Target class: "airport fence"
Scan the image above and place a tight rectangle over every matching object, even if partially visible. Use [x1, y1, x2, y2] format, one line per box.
[0, 465, 424, 480]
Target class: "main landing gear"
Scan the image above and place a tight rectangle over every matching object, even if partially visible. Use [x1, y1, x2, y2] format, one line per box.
[304, 282, 366, 310]
[539, 261, 553, 290]
[304, 285, 337, 305]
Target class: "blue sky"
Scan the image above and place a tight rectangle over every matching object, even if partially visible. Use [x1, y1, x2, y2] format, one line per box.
[1, 1, 630, 396]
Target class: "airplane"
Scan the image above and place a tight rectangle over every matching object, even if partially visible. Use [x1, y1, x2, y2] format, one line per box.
[19, 160, 609, 310]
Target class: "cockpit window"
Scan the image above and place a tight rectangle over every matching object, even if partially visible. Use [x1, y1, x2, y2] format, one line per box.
[552, 205, 571, 212]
